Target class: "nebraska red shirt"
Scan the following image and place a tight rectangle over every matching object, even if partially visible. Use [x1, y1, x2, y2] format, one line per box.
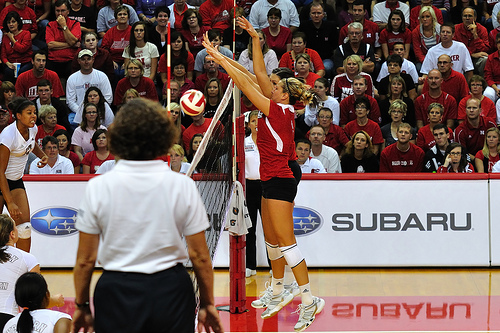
[0, 5, 37, 34]
[15, 69, 65, 100]
[379, 29, 412, 54]
[344, 119, 384, 145]
[1, 30, 32, 64]
[158, 51, 195, 73]
[380, 143, 425, 172]
[324, 123, 350, 155]
[416, 124, 454, 151]
[458, 95, 496, 122]
[279, 48, 325, 74]
[114, 77, 158, 105]
[182, 117, 224, 153]
[194, 71, 230, 92]
[199, 0, 232, 31]
[455, 116, 497, 155]
[262, 26, 292, 59]
[414, 92, 457, 126]
[339, 94, 381, 126]
[35, 124, 66, 147]
[331, 72, 374, 102]
[475, 150, 500, 173]
[421, 70, 469, 105]
[101, 25, 131, 63]
[81, 151, 115, 174]
[257, 101, 295, 181]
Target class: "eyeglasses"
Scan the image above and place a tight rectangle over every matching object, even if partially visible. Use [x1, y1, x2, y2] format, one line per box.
[449, 152, 461, 156]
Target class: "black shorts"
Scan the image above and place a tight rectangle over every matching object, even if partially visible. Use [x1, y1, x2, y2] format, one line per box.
[288, 160, 302, 185]
[262, 177, 297, 203]
[0, 178, 25, 196]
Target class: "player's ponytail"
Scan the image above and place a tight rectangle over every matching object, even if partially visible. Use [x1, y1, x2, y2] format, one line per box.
[0, 214, 15, 263]
[15, 273, 49, 333]
[281, 78, 319, 107]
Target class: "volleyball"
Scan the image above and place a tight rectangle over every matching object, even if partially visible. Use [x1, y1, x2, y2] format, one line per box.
[180, 89, 206, 116]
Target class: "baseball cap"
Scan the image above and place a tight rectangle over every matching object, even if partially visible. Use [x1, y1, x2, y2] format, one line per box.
[78, 49, 93, 58]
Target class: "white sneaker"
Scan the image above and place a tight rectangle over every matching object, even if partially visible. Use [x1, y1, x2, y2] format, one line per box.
[246, 268, 257, 277]
[293, 297, 325, 332]
[285, 281, 300, 297]
[251, 282, 273, 308]
[261, 289, 294, 319]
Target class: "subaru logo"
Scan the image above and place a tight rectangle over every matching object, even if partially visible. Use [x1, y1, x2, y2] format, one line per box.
[31, 207, 78, 236]
[293, 206, 323, 236]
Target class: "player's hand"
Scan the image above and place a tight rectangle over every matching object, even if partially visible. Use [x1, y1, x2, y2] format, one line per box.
[7, 202, 21, 220]
[52, 294, 65, 307]
[197, 305, 224, 333]
[237, 17, 258, 39]
[72, 307, 94, 333]
[37, 155, 48, 168]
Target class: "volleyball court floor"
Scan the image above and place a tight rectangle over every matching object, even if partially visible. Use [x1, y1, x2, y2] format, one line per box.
[43, 267, 500, 332]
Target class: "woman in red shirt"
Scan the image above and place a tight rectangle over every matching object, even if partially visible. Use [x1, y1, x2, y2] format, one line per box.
[82, 129, 114, 174]
[1, 11, 32, 83]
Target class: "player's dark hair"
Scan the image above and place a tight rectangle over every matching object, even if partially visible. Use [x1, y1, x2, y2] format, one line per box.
[272, 67, 294, 79]
[0, 214, 14, 263]
[9, 97, 34, 118]
[15, 273, 49, 333]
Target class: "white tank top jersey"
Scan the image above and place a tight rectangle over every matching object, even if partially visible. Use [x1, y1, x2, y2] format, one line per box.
[0, 123, 37, 181]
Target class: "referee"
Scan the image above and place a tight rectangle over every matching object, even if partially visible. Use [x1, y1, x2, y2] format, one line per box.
[72, 99, 223, 333]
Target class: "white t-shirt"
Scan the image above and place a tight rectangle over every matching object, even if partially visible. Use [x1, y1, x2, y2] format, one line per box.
[0, 123, 37, 180]
[65, 69, 113, 114]
[122, 42, 159, 78]
[244, 136, 260, 180]
[95, 159, 116, 174]
[0, 246, 38, 316]
[372, 1, 410, 24]
[310, 145, 342, 173]
[3, 309, 71, 332]
[76, 160, 210, 273]
[238, 49, 279, 76]
[420, 41, 474, 75]
[299, 157, 326, 173]
[29, 155, 74, 175]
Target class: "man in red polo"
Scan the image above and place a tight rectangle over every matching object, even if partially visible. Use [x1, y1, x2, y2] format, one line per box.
[194, 55, 230, 92]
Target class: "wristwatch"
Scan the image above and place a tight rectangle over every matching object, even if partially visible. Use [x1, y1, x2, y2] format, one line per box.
[63, 26, 68, 31]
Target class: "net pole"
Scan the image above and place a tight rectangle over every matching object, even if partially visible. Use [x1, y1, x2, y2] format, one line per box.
[229, 0, 247, 315]
[166, 22, 171, 109]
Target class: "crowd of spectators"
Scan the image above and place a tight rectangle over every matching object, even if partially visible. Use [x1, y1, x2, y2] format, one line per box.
[1, 0, 500, 174]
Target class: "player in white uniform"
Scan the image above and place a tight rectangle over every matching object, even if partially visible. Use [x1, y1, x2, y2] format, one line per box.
[0, 98, 48, 252]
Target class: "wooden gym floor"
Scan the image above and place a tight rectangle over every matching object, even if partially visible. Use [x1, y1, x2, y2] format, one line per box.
[42, 267, 500, 332]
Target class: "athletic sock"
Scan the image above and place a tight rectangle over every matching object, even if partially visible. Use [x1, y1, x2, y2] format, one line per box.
[299, 283, 313, 305]
[272, 277, 284, 296]
[284, 265, 294, 286]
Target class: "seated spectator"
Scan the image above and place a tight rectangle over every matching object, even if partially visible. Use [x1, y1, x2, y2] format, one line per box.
[333, 21, 375, 75]
[182, 112, 223, 150]
[421, 54, 470, 107]
[162, 80, 181, 106]
[35, 105, 66, 147]
[337, 0, 370, 28]
[101, 5, 132, 80]
[186, 133, 203, 162]
[377, 54, 417, 101]
[294, 53, 320, 87]
[194, 55, 230, 92]
[299, 0, 336, 23]
[171, 58, 195, 97]
[33, 79, 71, 132]
[53, 128, 80, 173]
[378, 75, 416, 126]
[123, 21, 159, 82]
[416, 102, 454, 151]
[344, 96, 384, 154]
[341, 130, 379, 172]
[308, 125, 342, 173]
[423, 123, 451, 172]
[381, 99, 416, 149]
[295, 138, 326, 173]
[199, 0, 232, 31]
[71, 102, 107, 160]
[238, 29, 278, 75]
[97, 0, 138, 39]
[453, 6, 489, 77]
[437, 142, 474, 172]
[180, 8, 209, 58]
[458, 75, 497, 123]
[0, 107, 10, 133]
[305, 77, 340, 126]
[159, 31, 194, 84]
[262, 8, 292, 60]
[29, 135, 74, 174]
[484, 33, 500, 103]
[72, 31, 114, 79]
[46, 0, 81, 80]
[15, 50, 64, 101]
[372, 0, 410, 31]
[74, 86, 114, 128]
[203, 78, 222, 118]
[68, 0, 95, 35]
[114, 59, 158, 106]
[298, 1, 338, 78]
[1, 11, 32, 83]
[380, 122, 425, 172]
[136, 0, 167, 23]
[248, 0, 300, 31]
[315, 106, 350, 155]
[489, 11, 500, 53]
[412, 5, 441, 67]
[331, 55, 374, 101]
[169, 144, 192, 174]
[0, 81, 16, 111]
[278, 31, 325, 77]
[455, 97, 497, 158]
[339, 75, 380, 126]
[222, 7, 250, 61]
[338, 1, 379, 47]
[475, 127, 500, 173]
[82, 128, 114, 174]
[169, 102, 185, 147]
[415, 69, 457, 129]
[148, 6, 170, 57]
[409, 0, 443, 30]
[379, 9, 411, 59]
[377, 42, 418, 87]
[0, 0, 37, 42]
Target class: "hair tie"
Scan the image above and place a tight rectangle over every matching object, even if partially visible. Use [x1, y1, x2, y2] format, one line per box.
[22, 307, 29, 310]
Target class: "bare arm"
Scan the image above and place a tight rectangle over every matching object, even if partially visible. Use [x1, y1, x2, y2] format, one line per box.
[0, 145, 19, 219]
[73, 232, 99, 333]
[446, 118, 455, 129]
[186, 231, 223, 333]
[54, 318, 72, 333]
[475, 157, 485, 172]
[73, 145, 83, 161]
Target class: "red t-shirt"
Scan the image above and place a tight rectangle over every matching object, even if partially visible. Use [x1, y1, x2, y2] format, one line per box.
[416, 124, 454, 152]
[81, 150, 115, 174]
[46, 18, 81, 62]
[422, 70, 469, 108]
[262, 26, 292, 60]
[182, 117, 224, 150]
[414, 92, 457, 126]
[344, 119, 384, 145]
[379, 29, 412, 54]
[455, 116, 497, 155]
[339, 94, 381, 126]
[35, 124, 66, 147]
[181, 26, 209, 58]
[101, 25, 131, 63]
[15, 69, 65, 100]
[475, 150, 500, 173]
[256, 101, 295, 181]
[380, 143, 425, 172]
[279, 48, 325, 74]
[194, 71, 230, 92]
[1, 30, 32, 64]
[158, 51, 195, 73]
[199, 0, 232, 31]
[114, 77, 158, 105]
[172, 3, 189, 31]
[458, 95, 496, 122]
[324, 123, 350, 155]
